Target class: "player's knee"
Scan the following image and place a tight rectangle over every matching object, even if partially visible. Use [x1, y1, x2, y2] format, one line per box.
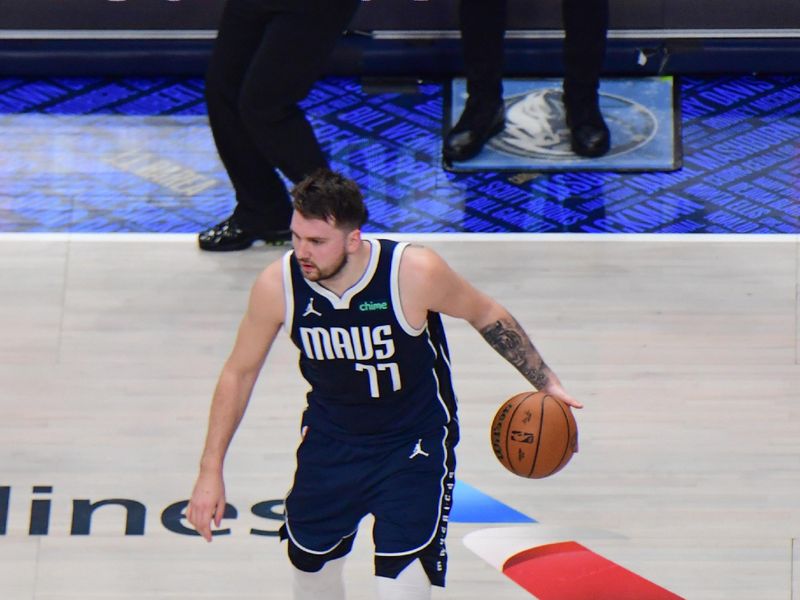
[292, 556, 346, 600]
[285, 534, 356, 573]
[287, 540, 327, 573]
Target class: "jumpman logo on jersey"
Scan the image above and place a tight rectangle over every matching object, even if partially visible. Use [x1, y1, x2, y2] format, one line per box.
[302, 297, 322, 318]
[409, 439, 430, 459]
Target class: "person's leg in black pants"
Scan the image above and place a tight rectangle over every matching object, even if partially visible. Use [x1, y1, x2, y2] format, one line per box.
[443, 0, 507, 163]
[562, 0, 610, 157]
[444, 0, 610, 162]
[200, 0, 360, 251]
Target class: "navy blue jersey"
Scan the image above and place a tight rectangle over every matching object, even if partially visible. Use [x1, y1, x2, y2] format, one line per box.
[282, 239, 459, 444]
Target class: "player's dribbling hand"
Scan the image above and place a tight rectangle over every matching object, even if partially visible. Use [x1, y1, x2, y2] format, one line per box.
[186, 470, 226, 542]
[542, 381, 584, 410]
[540, 381, 582, 452]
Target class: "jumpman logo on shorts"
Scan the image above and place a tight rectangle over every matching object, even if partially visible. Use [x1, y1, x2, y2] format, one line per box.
[409, 439, 430, 459]
[302, 297, 322, 318]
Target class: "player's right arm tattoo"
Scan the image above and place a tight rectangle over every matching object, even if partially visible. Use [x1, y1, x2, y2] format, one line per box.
[480, 318, 551, 389]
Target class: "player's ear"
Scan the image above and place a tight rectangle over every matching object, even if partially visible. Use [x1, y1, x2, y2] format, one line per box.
[345, 227, 362, 253]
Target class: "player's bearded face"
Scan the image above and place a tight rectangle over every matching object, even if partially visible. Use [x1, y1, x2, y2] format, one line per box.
[298, 245, 348, 281]
[290, 213, 353, 282]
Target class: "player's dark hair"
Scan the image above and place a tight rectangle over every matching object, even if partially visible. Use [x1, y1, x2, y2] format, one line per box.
[291, 169, 368, 231]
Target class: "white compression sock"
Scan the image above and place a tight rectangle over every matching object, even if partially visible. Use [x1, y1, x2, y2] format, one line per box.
[376, 559, 432, 600]
[292, 556, 346, 600]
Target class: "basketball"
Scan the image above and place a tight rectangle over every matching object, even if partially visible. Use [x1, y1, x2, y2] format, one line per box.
[490, 391, 578, 478]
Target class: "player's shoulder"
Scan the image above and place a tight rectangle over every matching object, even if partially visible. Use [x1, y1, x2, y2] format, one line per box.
[396, 244, 454, 299]
[242, 255, 288, 325]
[398, 243, 450, 279]
[398, 243, 446, 270]
[251, 254, 288, 300]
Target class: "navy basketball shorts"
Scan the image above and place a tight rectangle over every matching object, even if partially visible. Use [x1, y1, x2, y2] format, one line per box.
[280, 425, 457, 587]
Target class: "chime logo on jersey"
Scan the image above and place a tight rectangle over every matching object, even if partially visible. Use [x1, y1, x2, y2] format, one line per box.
[359, 300, 388, 312]
[299, 325, 395, 361]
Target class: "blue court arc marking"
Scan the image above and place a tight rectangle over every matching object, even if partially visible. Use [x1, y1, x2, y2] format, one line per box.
[450, 481, 536, 523]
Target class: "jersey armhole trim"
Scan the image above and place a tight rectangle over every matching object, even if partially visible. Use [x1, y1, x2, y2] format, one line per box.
[282, 251, 295, 335]
[391, 242, 426, 337]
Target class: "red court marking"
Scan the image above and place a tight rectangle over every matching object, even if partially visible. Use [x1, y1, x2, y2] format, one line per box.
[502, 541, 685, 600]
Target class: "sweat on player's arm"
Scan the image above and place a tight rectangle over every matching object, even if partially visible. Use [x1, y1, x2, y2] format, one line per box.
[399, 244, 581, 410]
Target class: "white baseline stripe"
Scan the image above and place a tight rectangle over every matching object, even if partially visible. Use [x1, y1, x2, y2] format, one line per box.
[0, 233, 196, 243]
[370, 232, 800, 243]
[0, 232, 797, 244]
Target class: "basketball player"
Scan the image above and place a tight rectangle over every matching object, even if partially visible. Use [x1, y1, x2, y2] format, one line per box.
[444, 0, 610, 162]
[186, 169, 582, 599]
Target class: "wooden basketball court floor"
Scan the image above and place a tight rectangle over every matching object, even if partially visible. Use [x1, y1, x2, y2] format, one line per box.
[0, 233, 798, 599]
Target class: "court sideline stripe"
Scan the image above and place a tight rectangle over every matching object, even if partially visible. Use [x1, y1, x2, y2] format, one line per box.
[0, 233, 797, 243]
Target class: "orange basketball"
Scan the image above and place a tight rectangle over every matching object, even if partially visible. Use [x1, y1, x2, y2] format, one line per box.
[490, 391, 578, 478]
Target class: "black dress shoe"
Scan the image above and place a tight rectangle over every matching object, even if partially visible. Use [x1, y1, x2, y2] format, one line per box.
[443, 101, 506, 162]
[198, 217, 291, 252]
[563, 88, 611, 158]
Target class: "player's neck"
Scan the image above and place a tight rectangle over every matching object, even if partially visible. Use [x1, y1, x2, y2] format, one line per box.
[317, 239, 371, 296]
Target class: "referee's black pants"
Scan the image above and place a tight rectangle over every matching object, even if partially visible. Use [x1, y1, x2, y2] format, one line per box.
[459, 0, 609, 106]
[205, 0, 360, 235]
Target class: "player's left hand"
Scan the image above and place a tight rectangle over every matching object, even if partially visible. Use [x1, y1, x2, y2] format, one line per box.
[541, 382, 582, 452]
[542, 381, 584, 410]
